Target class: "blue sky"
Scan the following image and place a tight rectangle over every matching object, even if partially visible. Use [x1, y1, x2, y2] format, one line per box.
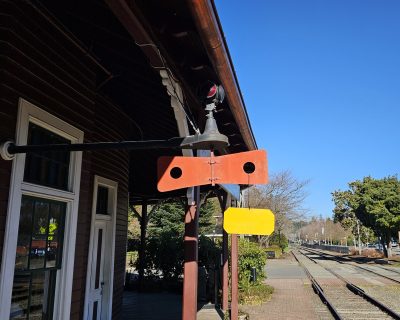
[215, 0, 400, 218]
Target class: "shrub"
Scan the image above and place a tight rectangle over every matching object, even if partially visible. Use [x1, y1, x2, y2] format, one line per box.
[238, 239, 267, 289]
[349, 247, 384, 258]
[268, 231, 289, 252]
[145, 230, 184, 280]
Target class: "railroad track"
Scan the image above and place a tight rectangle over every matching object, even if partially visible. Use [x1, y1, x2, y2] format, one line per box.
[301, 247, 400, 284]
[293, 249, 400, 320]
[302, 246, 400, 276]
[379, 265, 400, 275]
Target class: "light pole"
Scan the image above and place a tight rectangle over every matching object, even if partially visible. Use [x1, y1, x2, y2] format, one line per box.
[357, 220, 361, 255]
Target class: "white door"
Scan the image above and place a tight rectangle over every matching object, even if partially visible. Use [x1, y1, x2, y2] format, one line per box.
[87, 220, 109, 320]
[85, 177, 117, 320]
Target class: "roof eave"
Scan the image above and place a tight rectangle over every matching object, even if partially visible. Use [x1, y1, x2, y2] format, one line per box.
[187, 0, 257, 151]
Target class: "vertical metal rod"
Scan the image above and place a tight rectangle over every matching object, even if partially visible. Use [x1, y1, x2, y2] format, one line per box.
[217, 191, 229, 311]
[182, 185, 201, 320]
[138, 201, 147, 289]
[231, 234, 239, 320]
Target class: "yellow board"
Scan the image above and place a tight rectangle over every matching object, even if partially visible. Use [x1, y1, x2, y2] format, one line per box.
[223, 208, 275, 235]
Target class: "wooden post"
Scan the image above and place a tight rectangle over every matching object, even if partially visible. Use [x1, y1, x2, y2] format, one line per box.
[138, 201, 147, 289]
[231, 234, 238, 320]
[222, 229, 229, 311]
[182, 186, 200, 320]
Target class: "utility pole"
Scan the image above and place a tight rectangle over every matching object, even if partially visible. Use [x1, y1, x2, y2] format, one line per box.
[357, 220, 361, 255]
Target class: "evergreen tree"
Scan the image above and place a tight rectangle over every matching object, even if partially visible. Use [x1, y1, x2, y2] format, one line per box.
[332, 176, 400, 257]
[144, 199, 219, 279]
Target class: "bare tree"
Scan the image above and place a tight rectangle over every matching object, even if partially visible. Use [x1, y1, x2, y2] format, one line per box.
[299, 217, 351, 245]
[245, 171, 309, 247]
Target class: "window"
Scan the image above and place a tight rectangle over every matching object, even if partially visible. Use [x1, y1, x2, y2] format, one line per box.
[24, 123, 71, 190]
[0, 99, 83, 320]
[96, 186, 109, 215]
[11, 125, 71, 320]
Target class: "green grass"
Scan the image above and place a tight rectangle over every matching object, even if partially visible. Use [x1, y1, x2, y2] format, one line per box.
[239, 284, 274, 305]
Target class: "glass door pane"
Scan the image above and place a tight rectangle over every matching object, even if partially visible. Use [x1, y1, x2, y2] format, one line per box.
[89, 222, 106, 320]
[10, 196, 66, 320]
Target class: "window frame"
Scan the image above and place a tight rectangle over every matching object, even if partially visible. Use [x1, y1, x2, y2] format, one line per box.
[0, 98, 84, 320]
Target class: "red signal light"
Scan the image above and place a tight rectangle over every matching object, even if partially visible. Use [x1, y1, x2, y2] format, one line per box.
[207, 84, 218, 99]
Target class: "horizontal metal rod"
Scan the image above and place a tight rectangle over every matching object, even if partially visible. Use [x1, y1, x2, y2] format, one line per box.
[7, 137, 186, 154]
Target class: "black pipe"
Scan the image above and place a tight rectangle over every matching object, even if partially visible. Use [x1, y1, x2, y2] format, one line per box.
[7, 137, 185, 154]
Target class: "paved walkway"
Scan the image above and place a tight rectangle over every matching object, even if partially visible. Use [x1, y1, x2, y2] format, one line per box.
[121, 254, 330, 319]
[241, 254, 332, 320]
[197, 303, 224, 320]
[121, 291, 222, 320]
[121, 291, 181, 320]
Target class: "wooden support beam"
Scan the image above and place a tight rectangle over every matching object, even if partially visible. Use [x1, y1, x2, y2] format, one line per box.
[222, 231, 229, 311]
[182, 186, 201, 320]
[130, 205, 142, 223]
[105, 0, 163, 68]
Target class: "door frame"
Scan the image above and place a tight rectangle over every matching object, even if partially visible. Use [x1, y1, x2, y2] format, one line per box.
[84, 175, 118, 320]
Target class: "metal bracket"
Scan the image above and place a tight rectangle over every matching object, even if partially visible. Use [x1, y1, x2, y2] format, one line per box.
[207, 150, 219, 186]
[0, 141, 15, 161]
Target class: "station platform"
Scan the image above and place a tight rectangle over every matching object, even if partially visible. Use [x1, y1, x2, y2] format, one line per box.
[240, 254, 332, 320]
[121, 291, 222, 320]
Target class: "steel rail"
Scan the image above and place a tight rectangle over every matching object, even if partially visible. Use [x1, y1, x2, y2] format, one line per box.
[299, 249, 400, 320]
[291, 251, 343, 320]
[302, 247, 400, 285]
[379, 266, 400, 275]
[304, 246, 400, 276]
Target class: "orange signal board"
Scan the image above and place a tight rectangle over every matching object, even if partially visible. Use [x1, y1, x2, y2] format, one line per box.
[157, 150, 267, 192]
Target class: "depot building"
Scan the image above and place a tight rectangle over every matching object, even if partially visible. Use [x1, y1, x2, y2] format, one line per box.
[0, 1, 257, 319]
